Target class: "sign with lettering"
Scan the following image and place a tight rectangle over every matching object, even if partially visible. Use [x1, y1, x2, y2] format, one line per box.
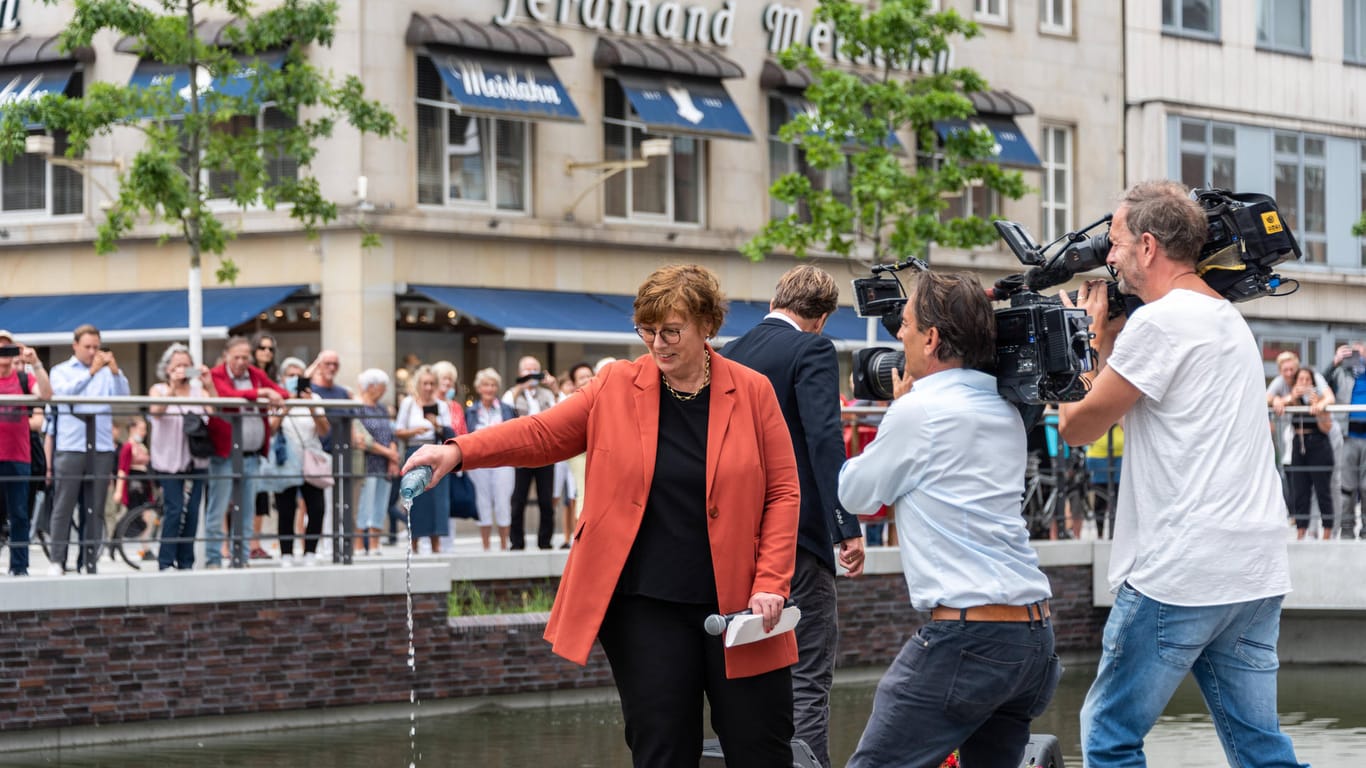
[433, 52, 581, 122]
[0, 67, 73, 108]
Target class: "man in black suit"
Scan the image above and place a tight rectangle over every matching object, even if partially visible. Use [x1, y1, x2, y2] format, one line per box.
[722, 264, 865, 768]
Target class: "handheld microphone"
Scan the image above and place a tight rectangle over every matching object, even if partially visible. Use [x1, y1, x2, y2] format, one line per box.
[703, 599, 796, 636]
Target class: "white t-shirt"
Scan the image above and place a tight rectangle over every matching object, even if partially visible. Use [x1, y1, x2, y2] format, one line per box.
[1106, 289, 1291, 606]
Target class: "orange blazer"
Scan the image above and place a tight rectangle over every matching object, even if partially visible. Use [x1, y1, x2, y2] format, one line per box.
[453, 350, 801, 679]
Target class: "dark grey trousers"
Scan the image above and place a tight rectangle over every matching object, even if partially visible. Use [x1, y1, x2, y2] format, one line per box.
[49, 450, 116, 571]
[791, 548, 839, 768]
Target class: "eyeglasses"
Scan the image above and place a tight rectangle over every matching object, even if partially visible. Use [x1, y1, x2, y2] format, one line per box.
[635, 325, 687, 344]
[256, 345, 275, 352]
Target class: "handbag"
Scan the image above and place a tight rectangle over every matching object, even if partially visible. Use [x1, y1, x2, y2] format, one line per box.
[287, 412, 335, 489]
[183, 412, 216, 459]
[448, 470, 478, 520]
[254, 432, 295, 495]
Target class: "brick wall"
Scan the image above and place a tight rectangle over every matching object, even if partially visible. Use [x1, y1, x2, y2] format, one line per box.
[1, 565, 1102, 732]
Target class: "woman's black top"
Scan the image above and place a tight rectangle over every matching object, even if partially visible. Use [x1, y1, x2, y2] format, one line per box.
[615, 385, 717, 606]
[1291, 396, 1326, 432]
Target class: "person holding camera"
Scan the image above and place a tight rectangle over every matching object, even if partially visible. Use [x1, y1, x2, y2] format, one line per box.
[839, 272, 1057, 768]
[0, 332, 52, 577]
[501, 356, 558, 550]
[47, 324, 130, 575]
[1328, 340, 1366, 539]
[1058, 180, 1303, 767]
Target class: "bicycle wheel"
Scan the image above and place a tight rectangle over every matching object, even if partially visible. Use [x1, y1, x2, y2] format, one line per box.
[112, 503, 162, 570]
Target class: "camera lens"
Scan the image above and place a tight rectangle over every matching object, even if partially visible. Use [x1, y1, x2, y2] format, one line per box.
[1061, 232, 1111, 274]
[853, 347, 905, 402]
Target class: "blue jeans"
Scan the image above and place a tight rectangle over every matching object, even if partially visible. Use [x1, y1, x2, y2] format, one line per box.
[849, 618, 1060, 768]
[1, 460, 30, 574]
[158, 469, 205, 570]
[1080, 583, 1306, 768]
[205, 454, 259, 567]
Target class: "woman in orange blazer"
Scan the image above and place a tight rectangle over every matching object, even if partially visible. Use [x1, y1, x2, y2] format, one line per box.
[405, 265, 801, 768]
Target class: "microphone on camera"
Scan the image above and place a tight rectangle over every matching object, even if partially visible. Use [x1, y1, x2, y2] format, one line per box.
[703, 599, 797, 636]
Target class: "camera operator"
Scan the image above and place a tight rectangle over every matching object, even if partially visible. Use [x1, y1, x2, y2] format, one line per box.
[838, 272, 1057, 768]
[1057, 180, 1303, 767]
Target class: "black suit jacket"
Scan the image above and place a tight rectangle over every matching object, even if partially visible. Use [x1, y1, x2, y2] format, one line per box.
[722, 316, 862, 572]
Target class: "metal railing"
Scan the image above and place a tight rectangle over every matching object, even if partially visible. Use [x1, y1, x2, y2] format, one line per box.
[0, 393, 371, 571]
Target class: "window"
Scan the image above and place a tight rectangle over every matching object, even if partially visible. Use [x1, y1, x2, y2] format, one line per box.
[1257, 0, 1310, 54]
[1347, 0, 1366, 62]
[1162, 0, 1219, 38]
[917, 145, 1000, 225]
[1040, 0, 1072, 35]
[1274, 131, 1326, 263]
[1177, 119, 1236, 190]
[602, 77, 703, 224]
[974, 0, 1009, 25]
[0, 129, 82, 217]
[1040, 125, 1073, 242]
[203, 107, 300, 200]
[767, 96, 852, 222]
[415, 56, 530, 212]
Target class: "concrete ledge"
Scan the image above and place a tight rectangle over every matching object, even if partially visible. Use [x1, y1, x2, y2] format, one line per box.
[1091, 540, 1366, 610]
[0, 562, 452, 613]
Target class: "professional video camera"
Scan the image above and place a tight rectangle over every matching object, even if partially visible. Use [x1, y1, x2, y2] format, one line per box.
[849, 186, 1302, 407]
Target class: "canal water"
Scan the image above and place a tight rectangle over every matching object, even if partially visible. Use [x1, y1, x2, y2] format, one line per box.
[13, 664, 1366, 766]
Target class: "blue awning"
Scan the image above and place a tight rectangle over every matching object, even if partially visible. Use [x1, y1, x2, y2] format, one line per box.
[412, 285, 894, 349]
[0, 285, 304, 347]
[0, 64, 77, 111]
[127, 51, 285, 110]
[779, 94, 903, 152]
[617, 72, 752, 140]
[935, 117, 1041, 168]
[431, 51, 581, 123]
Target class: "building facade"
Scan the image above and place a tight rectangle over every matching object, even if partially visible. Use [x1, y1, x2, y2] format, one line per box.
[1127, 0, 1366, 373]
[0, 0, 1124, 393]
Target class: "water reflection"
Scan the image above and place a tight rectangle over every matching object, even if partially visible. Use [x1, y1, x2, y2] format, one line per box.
[17, 665, 1366, 767]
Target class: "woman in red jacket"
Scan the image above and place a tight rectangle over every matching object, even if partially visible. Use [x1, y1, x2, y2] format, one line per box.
[405, 265, 800, 768]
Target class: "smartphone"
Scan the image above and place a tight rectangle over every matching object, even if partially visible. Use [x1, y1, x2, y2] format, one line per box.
[0, 346, 19, 358]
[99, 346, 112, 353]
[294, 379, 311, 396]
[422, 403, 439, 417]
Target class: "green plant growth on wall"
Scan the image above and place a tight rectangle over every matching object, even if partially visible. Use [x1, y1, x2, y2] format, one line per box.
[448, 581, 557, 617]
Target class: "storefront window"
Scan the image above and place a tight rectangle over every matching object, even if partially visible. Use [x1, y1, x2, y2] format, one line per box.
[416, 56, 529, 212]
[603, 77, 703, 224]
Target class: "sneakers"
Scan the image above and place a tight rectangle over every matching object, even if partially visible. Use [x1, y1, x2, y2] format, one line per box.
[279, 554, 295, 568]
[140, 550, 157, 562]
[249, 547, 272, 560]
[45, 563, 63, 576]
[302, 553, 318, 566]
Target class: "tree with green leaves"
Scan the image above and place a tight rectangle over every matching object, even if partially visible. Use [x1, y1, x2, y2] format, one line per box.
[0, 0, 399, 363]
[742, 0, 1027, 268]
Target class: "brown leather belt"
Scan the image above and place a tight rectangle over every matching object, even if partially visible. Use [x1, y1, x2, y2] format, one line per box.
[931, 601, 1051, 623]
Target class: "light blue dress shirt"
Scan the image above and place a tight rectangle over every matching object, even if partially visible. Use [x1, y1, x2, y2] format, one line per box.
[838, 367, 1051, 612]
[48, 355, 130, 452]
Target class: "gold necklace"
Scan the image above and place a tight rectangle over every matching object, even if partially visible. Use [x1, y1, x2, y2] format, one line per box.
[662, 352, 710, 402]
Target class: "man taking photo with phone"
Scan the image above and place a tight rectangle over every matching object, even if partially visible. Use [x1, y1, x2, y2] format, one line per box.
[1329, 340, 1366, 539]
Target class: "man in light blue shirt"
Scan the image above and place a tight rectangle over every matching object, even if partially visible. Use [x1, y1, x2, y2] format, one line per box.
[46, 324, 129, 574]
[839, 272, 1057, 768]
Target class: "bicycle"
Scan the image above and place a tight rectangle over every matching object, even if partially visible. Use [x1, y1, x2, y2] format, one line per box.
[1023, 448, 1113, 540]
[109, 500, 164, 570]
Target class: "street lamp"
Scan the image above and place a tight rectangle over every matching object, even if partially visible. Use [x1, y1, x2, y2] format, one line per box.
[563, 137, 672, 221]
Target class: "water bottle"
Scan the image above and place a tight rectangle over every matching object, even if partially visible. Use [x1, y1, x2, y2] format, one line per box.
[399, 465, 433, 501]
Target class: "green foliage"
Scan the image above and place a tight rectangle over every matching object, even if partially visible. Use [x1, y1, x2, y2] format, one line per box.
[448, 581, 557, 617]
[742, 0, 1029, 266]
[0, 0, 400, 282]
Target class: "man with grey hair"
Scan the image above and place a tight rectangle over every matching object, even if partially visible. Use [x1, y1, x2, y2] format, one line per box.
[1060, 180, 1303, 766]
[47, 324, 128, 575]
[721, 264, 865, 767]
[502, 355, 557, 549]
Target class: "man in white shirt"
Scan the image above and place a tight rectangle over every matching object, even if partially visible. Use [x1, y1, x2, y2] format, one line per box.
[47, 324, 129, 574]
[502, 356, 557, 549]
[840, 272, 1057, 768]
[1059, 180, 1304, 767]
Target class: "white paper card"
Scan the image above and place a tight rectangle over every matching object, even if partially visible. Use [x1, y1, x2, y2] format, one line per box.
[723, 606, 802, 648]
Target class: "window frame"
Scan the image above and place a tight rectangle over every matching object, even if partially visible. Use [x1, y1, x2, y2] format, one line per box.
[601, 76, 706, 226]
[766, 94, 853, 223]
[1040, 0, 1073, 36]
[1346, 0, 1366, 63]
[0, 129, 85, 220]
[1176, 118, 1237, 191]
[1273, 130, 1327, 264]
[414, 54, 533, 215]
[197, 103, 301, 210]
[1256, 0, 1311, 55]
[1161, 0, 1221, 41]
[1040, 124, 1074, 243]
[974, 0, 1010, 26]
